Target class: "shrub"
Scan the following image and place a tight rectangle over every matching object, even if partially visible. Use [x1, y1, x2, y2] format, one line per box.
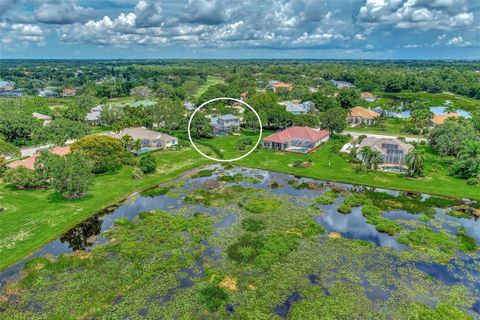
[132, 167, 144, 179]
[3, 167, 43, 189]
[466, 177, 479, 186]
[139, 154, 157, 174]
[199, 286, 229, 312]
[338, 203, 352, 214]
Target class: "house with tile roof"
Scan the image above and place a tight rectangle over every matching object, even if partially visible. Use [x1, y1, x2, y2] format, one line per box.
[347, 106, 380, 126]
[268, 81, 293, 92]
[361, 92, 377, 102]
[106, 127, 178, 149]
[431, 113, 461, 126]
[262, 126, 330, 154]
[6, 146, 71, 170]
[357, 137, 413, 173]
[286, 101, 316, 115]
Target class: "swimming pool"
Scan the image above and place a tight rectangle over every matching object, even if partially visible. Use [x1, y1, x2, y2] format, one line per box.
[137, 147, 155, 155]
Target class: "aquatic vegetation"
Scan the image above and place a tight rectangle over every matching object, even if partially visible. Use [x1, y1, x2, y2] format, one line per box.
[241, 218, 266, 232]
[446, 210, 471, 219]
[141, 186, 170, 197]
[338, 203, 352, 214]
[245, 198, 280, 213]
[343, 193, 370, 207]
[362, 205, 403, 235]
[198, 285, 229, 312]
[315, 191, 339, 205]
[217, 173, 260, 184]
[456, 228, 477, 252]
[194, 169, 215, 178]
[399, 227, 456, 261]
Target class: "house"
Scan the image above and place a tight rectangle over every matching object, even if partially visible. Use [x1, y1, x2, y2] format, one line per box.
[331, 80, 356, 89]
[62, 88, 76, 97]
[268, 81, 293, 92]
[184, 101, 195, 111]
[0, 81, 14, 91]
[211, 114, 241, 133]
[286, 101, 316, 115]
[347, 106, 380, 126]
[32, 112, 52, 126]
[107, 127, 178, 149]
[357, 137, 413, 173]
[431, 113, 461, 126]
[85, 105, 103, 125]
[6, 146, 71, 170]
[127, 100, 157, 108]
[262, 126, 330, 154]
[361, 92, 377, 102]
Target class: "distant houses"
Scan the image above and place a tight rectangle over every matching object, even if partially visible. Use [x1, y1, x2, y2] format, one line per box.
[262, 126, 330, 154]
[184, 101, 195, 111]
[85, 105, 103, 125]
[331, 80, 356, 89]
[62, 88, 76, 97]
[286, 101, 316, 115]
[431, 113, 461, 126]
[361, 92, 377, 102]
[268, 81, 293, 92]
[107, 127, 178, 150]
[211, 114, 241, 134]
[357, 137, 413, 173]
[6, 146, 71, 170]
[32, 112, 52, 126]
[347, 106, 380, 126]
[0, 81, 14, 91]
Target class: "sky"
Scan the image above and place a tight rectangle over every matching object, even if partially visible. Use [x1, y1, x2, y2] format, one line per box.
[0, 0, 479, 59]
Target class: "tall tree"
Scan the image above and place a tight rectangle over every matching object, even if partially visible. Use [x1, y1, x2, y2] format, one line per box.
[406, 148, 425, 177]
[319, 107, 347, 133]
[49, 152, 94, 199]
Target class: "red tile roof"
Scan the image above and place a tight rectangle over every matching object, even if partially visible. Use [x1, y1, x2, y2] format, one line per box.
[263, 126, 330, 144]
[6, 146, 71, 170]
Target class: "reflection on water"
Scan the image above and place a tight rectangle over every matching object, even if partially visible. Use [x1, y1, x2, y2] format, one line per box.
[60, 216, 102, 251]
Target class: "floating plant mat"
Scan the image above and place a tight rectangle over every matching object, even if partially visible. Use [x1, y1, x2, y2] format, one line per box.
[0, 165, 479, 319]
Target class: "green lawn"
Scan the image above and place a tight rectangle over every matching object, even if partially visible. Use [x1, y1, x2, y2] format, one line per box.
[0, 148, 211, 271]
[195, 76, 225, 98]
[345, 119, 424, 138]
[370, 91, 480, 112]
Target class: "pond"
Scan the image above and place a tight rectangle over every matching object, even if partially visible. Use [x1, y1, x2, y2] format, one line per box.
[0, 165, 479, 318]
[387, 106, 471, 119]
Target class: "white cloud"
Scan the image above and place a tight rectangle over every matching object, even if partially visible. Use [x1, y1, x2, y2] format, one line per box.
[446, 35, 472, 46]
[1, 23, 45, 46]
[35, 0, 95, 24]
[358, 0, 474, 31]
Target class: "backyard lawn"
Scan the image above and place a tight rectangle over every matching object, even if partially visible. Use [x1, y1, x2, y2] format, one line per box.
[345, 119, 424, 138]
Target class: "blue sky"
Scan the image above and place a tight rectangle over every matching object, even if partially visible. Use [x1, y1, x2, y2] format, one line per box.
[0, 0, 479, 59]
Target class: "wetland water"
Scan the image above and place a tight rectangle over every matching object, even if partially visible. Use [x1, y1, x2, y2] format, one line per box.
[1, 164, 479, 318]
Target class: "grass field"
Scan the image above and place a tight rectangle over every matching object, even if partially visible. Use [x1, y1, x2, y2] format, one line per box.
[195, 76, 225, 98]
[370, 91, 480, 111]
[0, 148, 211, 271]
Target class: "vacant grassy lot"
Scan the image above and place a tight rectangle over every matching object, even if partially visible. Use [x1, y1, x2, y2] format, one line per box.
[0, 148, 211, 271]
[195, 76, 225, 98]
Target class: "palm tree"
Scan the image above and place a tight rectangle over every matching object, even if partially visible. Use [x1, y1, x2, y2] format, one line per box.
[458, 141, 480, 159]
[406, 148, 426, 177]
[369, 150, 383, 171]
[360, 147, 373, 170]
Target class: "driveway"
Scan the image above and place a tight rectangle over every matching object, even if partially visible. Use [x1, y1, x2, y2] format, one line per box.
[342, 131, 427, 143]
[19, 140, 76, 157]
